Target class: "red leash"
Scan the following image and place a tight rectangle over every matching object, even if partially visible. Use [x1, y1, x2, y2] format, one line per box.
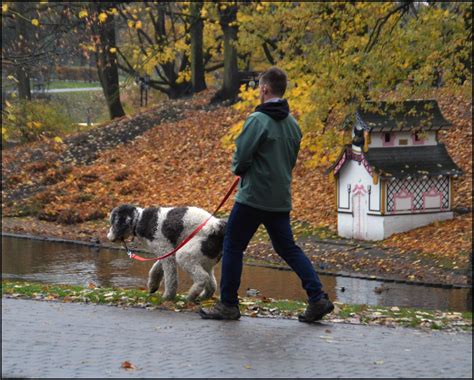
[123, 176, 240, 262]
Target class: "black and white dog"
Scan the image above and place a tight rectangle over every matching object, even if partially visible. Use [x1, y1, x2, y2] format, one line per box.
[107, 205, 226, 302]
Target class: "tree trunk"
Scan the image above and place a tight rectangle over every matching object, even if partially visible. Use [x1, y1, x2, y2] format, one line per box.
[213, 2, 239, 103]
[190, 1, 206, 93]
[94, 4, 125, 119]
[15, 2, 31, 100]
[16, 66, 31, 101]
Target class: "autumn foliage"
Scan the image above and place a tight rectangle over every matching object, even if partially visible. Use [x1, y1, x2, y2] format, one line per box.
[2, 86, 471, 266]
[1, 2, 472, 278]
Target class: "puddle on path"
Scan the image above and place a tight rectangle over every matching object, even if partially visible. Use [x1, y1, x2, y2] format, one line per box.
[2, 236, 471, 311]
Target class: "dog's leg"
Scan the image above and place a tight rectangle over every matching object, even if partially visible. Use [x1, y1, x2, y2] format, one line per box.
[148, 261, 163, 294]
[185, 265, 211, 302]
[199, 268, 217, 300]
[162, 258, 178, 300]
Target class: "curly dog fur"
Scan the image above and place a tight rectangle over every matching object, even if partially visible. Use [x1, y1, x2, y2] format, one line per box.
[107, 204, 225, 302]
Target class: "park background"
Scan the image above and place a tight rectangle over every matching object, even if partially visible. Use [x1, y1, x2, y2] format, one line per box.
[1, 2, 472, 286]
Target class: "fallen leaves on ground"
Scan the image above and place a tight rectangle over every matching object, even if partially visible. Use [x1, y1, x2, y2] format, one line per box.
[121, 361, 136, 370]
[2, 280, 471, 333]
[1, 88, 472, 271]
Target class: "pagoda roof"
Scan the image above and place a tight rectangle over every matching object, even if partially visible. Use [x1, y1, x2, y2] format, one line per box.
[365, 144, 463, 179]
[344, 100, 451, 132]
[328, 144, 463, 179]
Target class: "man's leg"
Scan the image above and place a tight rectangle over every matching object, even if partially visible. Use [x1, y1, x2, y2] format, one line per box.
[263, 211, 325, 303]
[220, 203, 262, 305]
[199, 203, 261, 320]
[263, 211, 333, 322]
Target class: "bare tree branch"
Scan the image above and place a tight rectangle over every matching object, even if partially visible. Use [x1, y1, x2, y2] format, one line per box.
[364, 1, 412, 53]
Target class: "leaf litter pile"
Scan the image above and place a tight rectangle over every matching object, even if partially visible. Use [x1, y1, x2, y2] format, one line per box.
[2, 280, 471, 333]
[1, 88, 472, 284]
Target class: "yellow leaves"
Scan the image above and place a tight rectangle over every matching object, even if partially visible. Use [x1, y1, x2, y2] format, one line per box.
[221, 120, 244, 150]
[80, 43, 97, 52]
[78, 9, 88, 19]
[174, 38, 188, 52]
[53, 136, 64, 144]
[2, 3, 8, 13]
[31, 19, 40, 27]
[98, 12, 108, 23]
[7, 75, 19, 83]
[176, 70, 191, 84]
[27, 121, 42, 129]
[109, 47, 117, 54]
[127, 18, 144, 30]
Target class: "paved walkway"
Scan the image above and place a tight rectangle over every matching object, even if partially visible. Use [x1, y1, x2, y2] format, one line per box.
[2, 298, 472, 378]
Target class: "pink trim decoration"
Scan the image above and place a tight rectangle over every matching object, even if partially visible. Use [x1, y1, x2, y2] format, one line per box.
[348, 149, 373, 176]
[333, 147, 373, 176]
[382, 132, 396, 147]
[411, 132, 425, 146]
[362, 156, 373, 176]
[352, 184, 367, 195]
[422, 187, 443, 210]
[392, 188, 414, 213]
[352, 184, 367, 239]
[333, 151, 347, 176]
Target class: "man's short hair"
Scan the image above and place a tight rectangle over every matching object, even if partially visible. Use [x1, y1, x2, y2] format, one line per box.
[259, 67, 287, 97]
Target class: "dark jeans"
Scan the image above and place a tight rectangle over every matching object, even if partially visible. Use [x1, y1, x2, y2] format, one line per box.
[220, 202, 325, 306]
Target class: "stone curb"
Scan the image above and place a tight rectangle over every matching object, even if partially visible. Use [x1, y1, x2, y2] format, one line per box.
[2, 232, 470, 290]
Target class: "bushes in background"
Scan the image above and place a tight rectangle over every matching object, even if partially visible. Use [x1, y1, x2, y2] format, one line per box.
[2, 99, 73, 144]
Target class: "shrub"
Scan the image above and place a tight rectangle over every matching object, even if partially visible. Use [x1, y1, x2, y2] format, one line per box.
[2, 99, 73, 144]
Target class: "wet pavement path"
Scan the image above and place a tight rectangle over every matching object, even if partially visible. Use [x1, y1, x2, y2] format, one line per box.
[2, 298, 472, 378]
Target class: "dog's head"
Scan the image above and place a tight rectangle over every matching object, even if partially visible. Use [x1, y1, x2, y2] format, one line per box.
[107, 204, 139, 242]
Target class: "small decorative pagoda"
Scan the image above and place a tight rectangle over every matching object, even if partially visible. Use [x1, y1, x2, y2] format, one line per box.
[328, 100, 463, 241]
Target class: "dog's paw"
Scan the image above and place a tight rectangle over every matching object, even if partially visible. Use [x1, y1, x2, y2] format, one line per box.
[186, 295, 199, 303]
[163, 293, 177, 301]
[148, 286, 159, 294]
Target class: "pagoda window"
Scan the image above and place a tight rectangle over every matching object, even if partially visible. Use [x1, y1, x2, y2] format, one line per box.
[412, 132, 425, 145]
[382, 132, 395, 147]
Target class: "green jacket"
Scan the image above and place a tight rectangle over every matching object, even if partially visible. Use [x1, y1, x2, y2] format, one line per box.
[232, 111, 302, 212]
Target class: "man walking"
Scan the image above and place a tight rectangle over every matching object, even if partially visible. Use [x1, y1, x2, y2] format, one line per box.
[199, 67, 334, 322]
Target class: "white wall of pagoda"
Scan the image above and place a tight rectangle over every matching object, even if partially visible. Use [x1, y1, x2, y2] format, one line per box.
[336, 149, 454, 241]
[368, 131, 437, 148]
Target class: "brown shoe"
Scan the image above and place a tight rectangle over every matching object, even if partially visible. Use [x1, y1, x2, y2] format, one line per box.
[199, 301, 241, 320]
[298, 294, 334, 323]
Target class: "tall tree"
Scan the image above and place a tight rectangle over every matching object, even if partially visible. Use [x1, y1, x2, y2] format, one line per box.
[116, 2, 192, 99]
[14, 3, 32, 100]
[89, 3, 125, 119]
[2, 2, 36, 100]
[190, 1, 206, 93]
[227, 2, 472, 167]
[212, 1, 239, 102]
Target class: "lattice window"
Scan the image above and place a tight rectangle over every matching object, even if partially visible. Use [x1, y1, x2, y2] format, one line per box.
[386, 177, 449, 212]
